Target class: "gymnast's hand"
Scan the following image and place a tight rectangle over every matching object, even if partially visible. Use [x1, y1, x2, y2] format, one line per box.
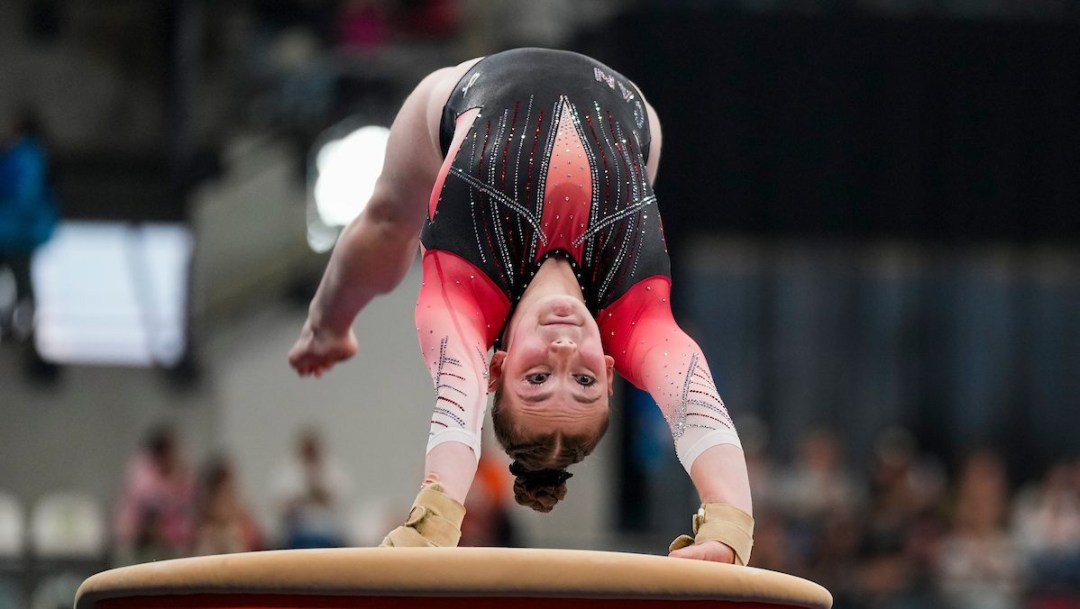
[288, 318, 359, 378]
[668, 540, 737, 564]
[668, 503, 754, 566]
[380, 483, 466, 548]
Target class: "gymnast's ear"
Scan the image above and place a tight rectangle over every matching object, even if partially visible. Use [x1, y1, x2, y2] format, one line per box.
[488, 350, 507, 393]
[605, 355, 615, 396]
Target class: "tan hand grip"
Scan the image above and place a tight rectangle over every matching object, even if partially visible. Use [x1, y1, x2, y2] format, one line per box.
[380, 483, 466, 548]
[669, 503, 754, 566]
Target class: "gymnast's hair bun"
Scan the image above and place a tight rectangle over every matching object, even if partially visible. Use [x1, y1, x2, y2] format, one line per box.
[509, 462, 572, 513]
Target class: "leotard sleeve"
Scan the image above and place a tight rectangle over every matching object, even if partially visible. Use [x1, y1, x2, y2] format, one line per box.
[599, 276, 742, 472]
[415, 249, 509, 459]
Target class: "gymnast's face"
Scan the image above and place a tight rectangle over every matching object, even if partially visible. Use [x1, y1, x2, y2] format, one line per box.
[490, 294, 614, 434]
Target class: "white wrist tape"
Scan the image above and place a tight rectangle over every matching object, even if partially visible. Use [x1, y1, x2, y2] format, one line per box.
[426, 428, 481, 461]
[676, 428, 742, 473]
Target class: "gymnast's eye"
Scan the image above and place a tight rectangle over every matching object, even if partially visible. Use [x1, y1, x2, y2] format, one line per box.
[576, 375, 597, 387]
[526, 373, 550, 384]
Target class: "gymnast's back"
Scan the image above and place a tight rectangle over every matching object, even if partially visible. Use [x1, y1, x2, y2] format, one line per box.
[437, 48, 652, 162]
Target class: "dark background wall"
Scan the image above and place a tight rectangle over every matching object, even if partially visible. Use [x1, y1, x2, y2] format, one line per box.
[586, 9, 1080, 246]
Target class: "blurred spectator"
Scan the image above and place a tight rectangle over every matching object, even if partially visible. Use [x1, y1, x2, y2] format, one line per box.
[900, 511, 948, 608]
[775, 428, 865, 529]
[867, 428, 946, 531]
[399, 0, 460, 40]
[113, 424, 195, 565]
[804, 508, 864, 609]
[192, 456, 263, 555]
[844, 428, 947, 607]
[459, 447, 517, 548]
[850, 506, 944, 609]
[270, 427, 353, 549]
[270, 27, 335, 128]
[740, 415, 781, 516]
[253, 0, 337, 44]
[337, 0, 390, 51]
[1012, 458, 1080, 602]
[853, 429, 947, 609]
[936, 450, 1023, 609]
[748, 512, 806, 575]
[246, 1, 337, 129]
[0, 107, 58, 345]
[490, 0, 605, 48]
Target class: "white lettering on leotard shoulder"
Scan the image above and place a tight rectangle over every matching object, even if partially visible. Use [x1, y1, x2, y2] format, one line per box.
[594, 68, 644, 127]
[462, 72, 480, 96]
[594, 68, 636, 102]
[593, 67, 616, 90]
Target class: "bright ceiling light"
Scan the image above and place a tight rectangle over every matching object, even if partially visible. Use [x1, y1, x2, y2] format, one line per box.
[311, 125, 390, 235]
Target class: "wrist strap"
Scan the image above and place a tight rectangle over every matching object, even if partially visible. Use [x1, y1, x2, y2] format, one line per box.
[403, 482, 466, 547]
[669, 503, 754, 566]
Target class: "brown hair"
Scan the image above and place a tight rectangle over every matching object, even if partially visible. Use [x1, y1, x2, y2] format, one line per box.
[491, 388, 610, 512]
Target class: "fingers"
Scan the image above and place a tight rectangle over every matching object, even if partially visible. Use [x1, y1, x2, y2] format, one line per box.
[287, 342, 314, 371]
[380, 525, 435, 548]
[289, 352, 334, 378]
[288, 324, 358, 377]
[288, 335, 329, 377]
[668, 545, 701, 559]
[303, 362, 331, 378]
[668, 540, 736, 564]
[291, 346, 356, 376]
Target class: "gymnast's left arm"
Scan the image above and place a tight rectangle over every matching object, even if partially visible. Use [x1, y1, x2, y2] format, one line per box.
[289, 69, 448, 378]
[600, 278, 754, 565]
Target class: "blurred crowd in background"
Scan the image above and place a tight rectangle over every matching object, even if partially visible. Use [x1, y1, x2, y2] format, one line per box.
[103, 422, 1080, 609]
[3, 419, 1080, 609]
[110, 421, 1080, 609]
[107, 423, 516, 562]
[0, 421, 519, 609]
[745, 426, 1080, 609]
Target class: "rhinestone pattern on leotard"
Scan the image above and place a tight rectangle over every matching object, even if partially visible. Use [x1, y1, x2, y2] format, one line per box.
[423, 93, 668, 320]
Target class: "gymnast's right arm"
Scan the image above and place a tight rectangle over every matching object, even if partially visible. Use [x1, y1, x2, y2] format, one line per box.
[288, 69, 449, 378]
[381, 251, 506, 548]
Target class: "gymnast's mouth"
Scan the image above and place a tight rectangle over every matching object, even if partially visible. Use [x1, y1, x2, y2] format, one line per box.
[538, 296, 586, 326]
[539, 315, 583, 327]
[539, 319, 583, 327]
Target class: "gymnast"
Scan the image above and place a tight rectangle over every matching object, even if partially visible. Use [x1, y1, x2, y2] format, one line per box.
[289, 48, 753, 565]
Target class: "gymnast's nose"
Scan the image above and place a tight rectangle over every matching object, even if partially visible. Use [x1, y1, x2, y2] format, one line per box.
[549, 338, 577, 354]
